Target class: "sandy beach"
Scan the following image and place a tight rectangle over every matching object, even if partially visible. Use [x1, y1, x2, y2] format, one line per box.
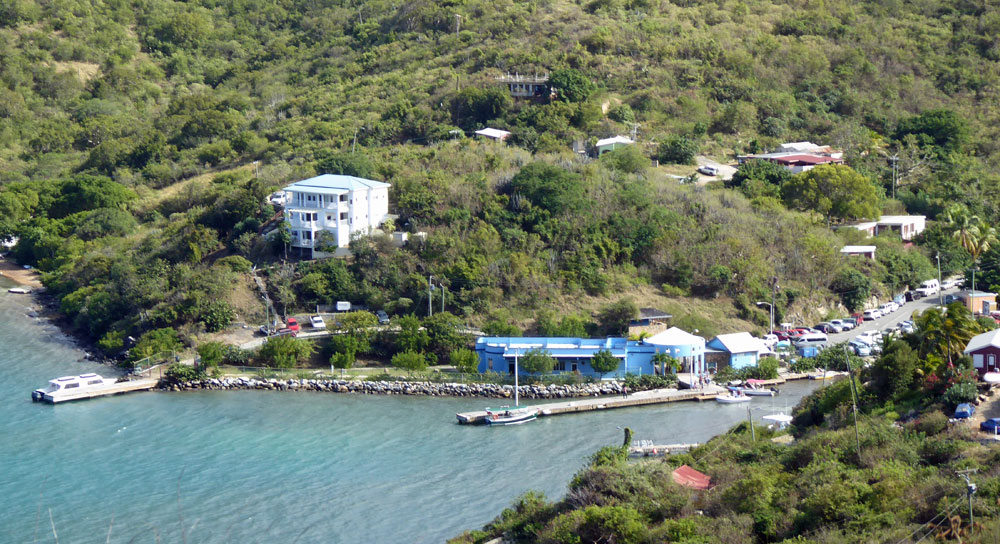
[0, 258, 43, 288]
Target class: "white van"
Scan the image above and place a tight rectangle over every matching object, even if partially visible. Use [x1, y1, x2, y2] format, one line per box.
[863, 309, 883, 320]
[917, 279, 940, 296]
[879, 303, 894, 314]
[794, 332, 829, 347]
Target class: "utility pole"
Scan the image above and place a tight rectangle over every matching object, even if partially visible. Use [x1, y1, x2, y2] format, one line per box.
[958, 470, 978, 527]
[630, 123, 640, 141]
[746, 402, 755, 442]
[427, 275, 435, 317]
[352, 127, 360, 154]
[890, 154, 898, 200]
[454, 14, 462, 35]
[845, 345, 862, 459]
[440, 281, 446, 314]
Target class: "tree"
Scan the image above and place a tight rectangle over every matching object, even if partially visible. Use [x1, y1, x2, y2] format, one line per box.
[483, 319, 522, 337]
[894, 109, 969, 160]
[130, 327, 183, 361]
[549, 69, 595, 103]
[726, 159, 792, 197]
[519, 348, 556, 374]
[450, 348, 479, 374]
[781, 164, 881, 224]
[509, 162, 587, 216]
[392, 350, 427, 373]
[395, 314, 430, 353]
[596, 298, 638, 336]
[590, 349, 620, 378]
[423, 312, 471, 361]
[451, 87, 512, 130]
[657, 136, 699, 165]
[256, 336, 315, 368]
[600, 145, 648, 174]
[315, 151, 375, 178]
[652, 352, 681, 374]
[196, 341, 226, 369]
[868, 340, 918, 399]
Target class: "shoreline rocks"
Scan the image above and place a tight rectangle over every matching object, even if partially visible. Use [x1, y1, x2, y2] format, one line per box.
[161, 377, 629, 399]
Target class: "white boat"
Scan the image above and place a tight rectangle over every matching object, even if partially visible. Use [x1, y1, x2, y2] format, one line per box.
[485, 406, 538, 425]
[727, 386, 777, 397]
[715, 392, 751, 404]
[762, 413, 793, 430]
[8, 287, 31, 294]
[32, 373, 118, 403]
[484, 349, 537, 426]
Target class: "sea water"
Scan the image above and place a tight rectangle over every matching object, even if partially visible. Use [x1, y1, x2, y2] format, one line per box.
[0, 279, 822, 543]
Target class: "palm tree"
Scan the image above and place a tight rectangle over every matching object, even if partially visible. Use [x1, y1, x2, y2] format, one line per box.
[944, 204, 979, 254]
[915, 303, 983, 365]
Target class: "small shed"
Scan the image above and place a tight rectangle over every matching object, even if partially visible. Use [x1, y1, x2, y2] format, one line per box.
[672, 465, 712, 490]
[958, 290, 997, 315]
[475, 128, 512, 142]
[595, 135, 634, 156]
[964, 329, 1000, 378]
[840, 245, 876, 260]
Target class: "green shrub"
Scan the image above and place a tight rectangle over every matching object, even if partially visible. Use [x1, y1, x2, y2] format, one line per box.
[911, 411, 949, 435]
[941, 381, 977, 407]
[163, 363, 204, 385]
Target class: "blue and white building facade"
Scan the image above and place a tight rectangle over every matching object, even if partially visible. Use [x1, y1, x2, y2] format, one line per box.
[475, 327, 706, 379]
[706, 332, 766, 370]
[283, 174, 391, 256]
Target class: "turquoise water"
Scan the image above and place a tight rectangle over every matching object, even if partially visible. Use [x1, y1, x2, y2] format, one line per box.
[0, 280, 822, 543]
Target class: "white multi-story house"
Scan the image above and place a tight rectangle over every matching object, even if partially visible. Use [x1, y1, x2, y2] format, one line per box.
[283, 174, 390, 257]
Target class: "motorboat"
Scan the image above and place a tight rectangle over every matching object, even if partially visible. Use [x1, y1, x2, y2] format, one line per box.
[715, 392, 751, 404]
[8, 287, 31, 294]
[485, 406, 538, 425]
[727, 380, 778, 396]
[32, 373, 118, 403]
[762, 413, 793, 430]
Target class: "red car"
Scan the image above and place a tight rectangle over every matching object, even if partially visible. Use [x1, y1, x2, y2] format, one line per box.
[771, 330, 790, 341]
[286, 317, 300, 333]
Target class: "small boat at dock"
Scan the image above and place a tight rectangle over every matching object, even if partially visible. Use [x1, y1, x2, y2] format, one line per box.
[715, 391, 751, 404]
[8, 287, 31, 294]
[727, 380, 778, 396]
[32, 373, 119, 403]
[485, 406, 538, 425]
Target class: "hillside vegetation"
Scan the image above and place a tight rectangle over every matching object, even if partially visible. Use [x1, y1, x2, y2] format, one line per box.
[1, 0, 998, 358]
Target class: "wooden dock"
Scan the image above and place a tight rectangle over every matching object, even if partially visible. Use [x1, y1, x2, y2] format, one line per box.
[629, 442, 699, 457]
[455, 385, 726, 424]
[43, 379, 159, 404]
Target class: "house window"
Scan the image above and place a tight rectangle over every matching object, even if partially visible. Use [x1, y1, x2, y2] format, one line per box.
[340, 212, 347, 220]
[327, 215, 332, 221]
[303, 231, 312, 240]
[339, 194, 347, 202]
[990, 354, 996, 368]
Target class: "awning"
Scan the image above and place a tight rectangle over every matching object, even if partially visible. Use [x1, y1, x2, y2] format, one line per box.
[984, 372, 1000, 384]
[672, 465, 712, 490]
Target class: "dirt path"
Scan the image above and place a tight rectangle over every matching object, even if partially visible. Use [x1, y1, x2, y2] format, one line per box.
[0, 258, 42, 288]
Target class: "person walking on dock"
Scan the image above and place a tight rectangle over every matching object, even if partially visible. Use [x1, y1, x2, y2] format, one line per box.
[622, 384, 628, 398]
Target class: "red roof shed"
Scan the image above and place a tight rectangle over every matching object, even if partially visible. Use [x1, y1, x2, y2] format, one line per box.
[672, 465, 712, 490]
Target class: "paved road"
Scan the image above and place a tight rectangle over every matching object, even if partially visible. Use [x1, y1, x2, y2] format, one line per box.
[825, 286, 961, 345]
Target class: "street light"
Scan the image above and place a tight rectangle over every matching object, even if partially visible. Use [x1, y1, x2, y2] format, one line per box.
[936, 253, 942, 306]
[755, 301, 774, 335]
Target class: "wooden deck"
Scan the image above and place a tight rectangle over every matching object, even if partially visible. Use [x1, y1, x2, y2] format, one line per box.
[456, 385, 726, 424]
[43, 379, 159, 404]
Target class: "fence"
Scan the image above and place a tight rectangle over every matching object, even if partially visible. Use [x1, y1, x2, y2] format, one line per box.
[215, 366, 600, 386]
[131, 350, 178, 379]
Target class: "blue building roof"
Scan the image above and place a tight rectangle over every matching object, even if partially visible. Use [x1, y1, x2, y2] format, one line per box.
[475, 337, 649, 358]
[285, 174, 390, 194]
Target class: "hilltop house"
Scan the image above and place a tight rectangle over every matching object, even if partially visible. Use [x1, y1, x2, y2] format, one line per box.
[705, 332, 766, 370]
[840, 245, 877, 259]
[737, 141, 844, 173]
[495, 73, 550, 99]
[850, 215, 926, 241]
[283, 174, 391, 257]
[474, 128, 511, 142]
[964, 329, 1000, 378]
[594, 135, 634, 156]
[474, 327, 706, 379]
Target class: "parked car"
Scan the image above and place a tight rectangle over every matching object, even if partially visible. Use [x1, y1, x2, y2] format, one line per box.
[697, 165, 719, 176]
[879, 303, 894, 314]
[862, 309, 883, 320]
[269, 327, 297, 338]
[761, 334, 779, 348]
[286, 317, 300, 333]
[794, 332, 829, 348]
[905, 290, 925, 302]
[917, 279, 940, 297]
[848, 340, 871, 357]
[954, 403, 975, 419]
[310, 315, 326, 329]
[981, 418, 1000, 433]
[814, 322, 842, 334]
[850, 313, 865, 325]
[899, 322, 915, 334]
[771, 330, 791, 341]
[830, 319, 855, 331]
[857, 330, 882, 343]
[376, 310, 390, 325]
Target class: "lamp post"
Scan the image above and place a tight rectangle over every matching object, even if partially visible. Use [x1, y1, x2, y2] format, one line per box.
[755, 301, 774, 335]
[936, 253, 942, 306]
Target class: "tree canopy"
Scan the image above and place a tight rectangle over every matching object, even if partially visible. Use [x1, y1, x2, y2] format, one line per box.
[782, 165, 881, 224]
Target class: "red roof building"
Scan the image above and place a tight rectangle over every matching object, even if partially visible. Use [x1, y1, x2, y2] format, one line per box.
[671, 465, 712, 490]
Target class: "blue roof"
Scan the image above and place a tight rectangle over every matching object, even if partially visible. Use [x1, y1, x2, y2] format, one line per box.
[284, 174, 390, 193]
[475, 336, 648, 358]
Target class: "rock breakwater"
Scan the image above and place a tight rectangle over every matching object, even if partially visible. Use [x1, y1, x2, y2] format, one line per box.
[162, 377, 627, 399]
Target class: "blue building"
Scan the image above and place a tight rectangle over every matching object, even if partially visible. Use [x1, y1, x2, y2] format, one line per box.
[474, 327, 706, 379]
[706, 332, 765, 370]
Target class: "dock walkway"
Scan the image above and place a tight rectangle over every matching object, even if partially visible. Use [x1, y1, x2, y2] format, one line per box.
[43, 379, 159, 404]
[456, 384, 727, 424]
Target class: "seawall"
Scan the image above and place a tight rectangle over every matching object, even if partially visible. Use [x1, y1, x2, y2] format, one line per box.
[161, 377, 630, 399]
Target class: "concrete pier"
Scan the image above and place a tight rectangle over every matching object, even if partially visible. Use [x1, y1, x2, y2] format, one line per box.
[456, 385, 727, 424]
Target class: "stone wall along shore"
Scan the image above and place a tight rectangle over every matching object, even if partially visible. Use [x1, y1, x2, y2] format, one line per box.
[162, 377, 630, 399]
